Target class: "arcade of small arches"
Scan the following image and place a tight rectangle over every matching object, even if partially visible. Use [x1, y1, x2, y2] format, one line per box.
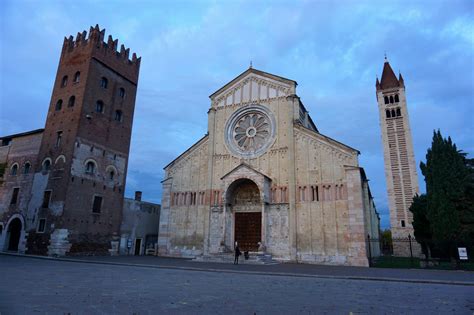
[386, 107, 402, 119]
[384, 93, 400, 104]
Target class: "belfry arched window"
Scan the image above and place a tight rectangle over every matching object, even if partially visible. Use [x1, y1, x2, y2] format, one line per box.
[85, 161, 96, 174]
[396, 108, 401, 117]
[61, 75, 68, 87]
[24, 162, 31, 174]
[384, 96, 389, 104]
[391, 109, 396, 117]
[96, 100, 104, 113]
[55, 99, 63, 111]
[386, 109, 391, 118]
[74, 71, 80, 83]
[394, 94, 400, 103]
[389, 95, 394, 104]
[68, 95, 75, 107]
[100, 77, 108, 89]
[10, 164, 18, 176]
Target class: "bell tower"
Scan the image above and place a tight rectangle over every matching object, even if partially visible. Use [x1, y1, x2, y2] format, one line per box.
[29, 25, 141, 255]
[376, 57, 419, 256]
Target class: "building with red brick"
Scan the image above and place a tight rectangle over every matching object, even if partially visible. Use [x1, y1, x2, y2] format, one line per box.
[0, 25, 144, 256]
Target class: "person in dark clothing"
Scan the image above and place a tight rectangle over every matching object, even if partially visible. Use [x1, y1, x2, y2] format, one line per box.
[234, 243, 242, 265]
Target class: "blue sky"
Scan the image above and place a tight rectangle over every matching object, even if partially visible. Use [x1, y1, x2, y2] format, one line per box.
[1, 0, 473, 229]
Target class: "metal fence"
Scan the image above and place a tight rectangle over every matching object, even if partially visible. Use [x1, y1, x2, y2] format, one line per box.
[366, 234, 474, 270]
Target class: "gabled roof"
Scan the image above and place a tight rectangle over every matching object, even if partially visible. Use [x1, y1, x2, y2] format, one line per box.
[220, 162, 272, 180]
[209, 67, 297, 99]
[379, 60, 400, 90]
[163, 134, 209, 170]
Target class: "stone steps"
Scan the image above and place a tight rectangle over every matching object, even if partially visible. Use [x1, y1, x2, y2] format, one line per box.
[194, 252, 279, 265]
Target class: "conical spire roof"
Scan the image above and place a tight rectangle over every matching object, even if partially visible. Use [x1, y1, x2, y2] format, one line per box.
[379, 59, 400, 90]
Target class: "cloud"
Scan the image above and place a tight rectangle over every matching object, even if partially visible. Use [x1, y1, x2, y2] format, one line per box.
[1, 0, 473, 229]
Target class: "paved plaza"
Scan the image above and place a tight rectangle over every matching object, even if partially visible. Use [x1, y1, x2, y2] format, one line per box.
[0, 255, 473, 314]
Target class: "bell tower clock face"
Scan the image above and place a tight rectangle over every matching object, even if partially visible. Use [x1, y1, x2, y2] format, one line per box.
[224, 104, 276, 159]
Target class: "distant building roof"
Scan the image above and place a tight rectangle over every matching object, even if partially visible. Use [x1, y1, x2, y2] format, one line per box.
[0, 128, 44, 140]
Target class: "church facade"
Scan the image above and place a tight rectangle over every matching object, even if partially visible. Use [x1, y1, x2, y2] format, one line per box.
[158, 68, 380, 266]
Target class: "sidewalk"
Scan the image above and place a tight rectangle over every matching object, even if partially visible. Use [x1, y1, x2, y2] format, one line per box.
[2, 252, 473, 286]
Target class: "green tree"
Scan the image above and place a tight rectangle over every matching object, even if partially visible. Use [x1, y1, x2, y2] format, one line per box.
[419, 130, 474, 259]
[409, 194, 431, 258]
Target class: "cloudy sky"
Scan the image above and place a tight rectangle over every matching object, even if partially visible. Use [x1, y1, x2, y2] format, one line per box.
[1, 0, 472, 228]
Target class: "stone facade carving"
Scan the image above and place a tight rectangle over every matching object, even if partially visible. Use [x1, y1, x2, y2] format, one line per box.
[159, 67, 380, 266]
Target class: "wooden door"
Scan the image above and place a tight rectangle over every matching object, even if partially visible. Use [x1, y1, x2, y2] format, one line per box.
[234, 212, 261, 251]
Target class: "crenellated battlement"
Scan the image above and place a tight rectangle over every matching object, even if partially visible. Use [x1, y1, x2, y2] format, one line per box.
[62, 24, 141, 69]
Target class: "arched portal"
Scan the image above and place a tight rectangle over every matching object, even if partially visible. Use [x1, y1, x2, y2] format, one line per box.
[6, 218, 22, 251]
[226, 178, 262, 251]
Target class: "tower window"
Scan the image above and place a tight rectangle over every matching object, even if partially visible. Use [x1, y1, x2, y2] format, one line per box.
[100, 77, 108, 89]
[394, 94, 399, 102]
[55, 131, 63, 147]
[391, 109, 396, 117]
[68, 95, 75, 107]
[386, 109, 390, 118]
[74, 71, 80, 83]
[384, 96, 389, 104]
[42, 159, 51, 172]
[55, 99, 63, 111]
[10, 187, 19, 205]
[37, 218, 46, 233]
[109, 170, 115, 180]
[396, 108, 401, 117]
[42, 190, 52, 208]
[389, 95, 394, 103]
[85, 161, 96, 174]
[401, 220, 406, 227]
[92, 195, 103, 213]
[119, 88, 125, 98]
[61, 75, 68, 87]
[96, 100, 104, 113]
[10, 164, 18, 176]
[114, 110, 123, 122]
[23, 163, 31, 174]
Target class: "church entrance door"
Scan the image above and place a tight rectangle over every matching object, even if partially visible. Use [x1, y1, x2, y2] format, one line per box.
[234, 212, 261, 251]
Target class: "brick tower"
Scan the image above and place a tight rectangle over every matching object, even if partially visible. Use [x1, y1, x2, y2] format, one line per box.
[376, 57, 419, 256]
[28, 25, 141, 255]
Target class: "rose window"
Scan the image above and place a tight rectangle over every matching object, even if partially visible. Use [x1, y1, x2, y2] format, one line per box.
[225, 105, 276, 158]
[233, 113, 270, 151]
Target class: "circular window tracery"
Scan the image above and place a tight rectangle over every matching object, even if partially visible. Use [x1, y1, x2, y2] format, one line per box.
[225, 105, 276, 158]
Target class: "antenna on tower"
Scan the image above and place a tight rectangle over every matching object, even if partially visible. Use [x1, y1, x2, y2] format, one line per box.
[249, 60, 253, 69]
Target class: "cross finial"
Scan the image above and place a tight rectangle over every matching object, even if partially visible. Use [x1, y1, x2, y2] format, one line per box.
[250, 60, 253, 69]
[384, 52, 387, 61]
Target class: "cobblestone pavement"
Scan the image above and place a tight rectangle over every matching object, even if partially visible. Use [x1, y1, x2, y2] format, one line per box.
[1, 255, 473, 314]
[67, 255, 474, 284]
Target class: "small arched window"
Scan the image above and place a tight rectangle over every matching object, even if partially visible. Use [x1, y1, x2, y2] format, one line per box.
[384, 96, 389, 104]
[391, 109, 396, 117]
[100, 77, 108, 89]
[55, 99, 63, 111]
[42, 159, 51, 172]
[119, 88, 125, 98]
[61, 75, 68, 87]
[394, 94, 400, 103]
[396, 108, 401, 117]
[114, 110, 123, 122]
[74, 71, 80, 83]
[96, 100, 104, 113]
[68, 95, 75, 107]
[85, 161, 96, 174]
[24, 163, 31, 174]
[109, 170, 115, 180]
[386, 109, 391, 118]
[389, 95, 394, 104]
[11, 164, 18, 176]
